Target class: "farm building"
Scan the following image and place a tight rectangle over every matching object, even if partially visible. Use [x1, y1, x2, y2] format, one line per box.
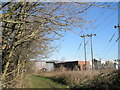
[32, 59, 119, 72]
[78, 61, 91, 70]
[55, 60, 91, 70]
[92, 59, 119, 69]
[33, 60, 93, 71]
[55, 61, 79, 70]
[33, 60, 57, 71]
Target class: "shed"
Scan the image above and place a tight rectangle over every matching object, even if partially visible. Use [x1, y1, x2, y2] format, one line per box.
[33, 60, 56, 71]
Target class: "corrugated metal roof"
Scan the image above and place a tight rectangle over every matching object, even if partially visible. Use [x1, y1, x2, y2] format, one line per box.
[31, 60, 60, 63]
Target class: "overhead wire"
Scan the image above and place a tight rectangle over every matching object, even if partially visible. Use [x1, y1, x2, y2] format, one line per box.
[95, 10, 117, 34]
[93, 7, 108, 23]
[90, 16, 117, 59]
[100, 28, 118, 59]
[98, 31, 117, 58]
[78, 41, 83, 50]
[115, 35, 120, 42]
[101, 39, 118, 59]
[74, 40, 83, 60]
[75, 38, 89, 60]
[75, 3, 118, 60]
[95, 16, 118, 34]
[92, 3, 118, 60]
[95, 7, 118, 59]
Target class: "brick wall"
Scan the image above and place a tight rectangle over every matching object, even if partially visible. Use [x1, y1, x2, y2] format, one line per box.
[78, 61, 90, 70]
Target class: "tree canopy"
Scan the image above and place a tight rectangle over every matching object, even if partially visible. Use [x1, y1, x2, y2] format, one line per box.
[1, 2, 116, 87]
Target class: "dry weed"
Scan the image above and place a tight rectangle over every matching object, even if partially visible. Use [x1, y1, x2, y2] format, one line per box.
[39, 68, 116, 86]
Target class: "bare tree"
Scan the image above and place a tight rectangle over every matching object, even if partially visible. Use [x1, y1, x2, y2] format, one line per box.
[1, 2, 116, 87]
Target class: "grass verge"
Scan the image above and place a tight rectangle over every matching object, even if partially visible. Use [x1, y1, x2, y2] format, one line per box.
[25, 75, 67, 88]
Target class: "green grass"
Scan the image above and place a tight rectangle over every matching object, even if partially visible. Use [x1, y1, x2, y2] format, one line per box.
[25, 75, 67, 88]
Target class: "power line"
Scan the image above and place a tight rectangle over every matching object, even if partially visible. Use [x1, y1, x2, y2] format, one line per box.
[98, 31, 117, 58]
[91, 7, 117, 34]
[101, 40, 117, 59]
[95, 16, 118, 34]
[94, 15, 117, 59]
[74, 40, 83, 60]
[93, 8, 109, 23]
[78, 41, 83, 51]
[100, 27, 119, 59]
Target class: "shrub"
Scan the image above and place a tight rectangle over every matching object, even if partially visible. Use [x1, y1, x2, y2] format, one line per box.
[39, 68, 118, 88]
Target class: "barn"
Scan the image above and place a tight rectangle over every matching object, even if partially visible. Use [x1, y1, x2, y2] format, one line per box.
[33, 60, 56, 71]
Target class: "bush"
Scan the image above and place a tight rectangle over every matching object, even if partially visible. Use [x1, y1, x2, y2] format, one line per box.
[39, 68, 119, 88]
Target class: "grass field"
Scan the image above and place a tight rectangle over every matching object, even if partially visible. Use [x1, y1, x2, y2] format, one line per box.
[11, 69, 120, 88]
[25, 75, 67, 88]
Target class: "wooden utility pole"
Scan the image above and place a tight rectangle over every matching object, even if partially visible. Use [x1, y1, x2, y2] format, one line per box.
[114, 1, 120, 69]
[88, 34, 96, 69]
[81, 34, 96, 70]
[118, 1, 120, 69]
[81, 34, 87, 70]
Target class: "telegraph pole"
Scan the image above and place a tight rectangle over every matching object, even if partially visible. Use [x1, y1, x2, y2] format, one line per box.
[88, 34, 96, 69]
[114, 1, 120, 68]
[81, 34, 87, 70]
[115, 24, 120, 69]
[81, 34, 96, 70]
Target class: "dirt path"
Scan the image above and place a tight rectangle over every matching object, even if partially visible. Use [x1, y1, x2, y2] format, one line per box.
[26, 75, 67, 88]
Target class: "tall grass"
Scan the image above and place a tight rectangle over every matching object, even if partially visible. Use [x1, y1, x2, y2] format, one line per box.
[39, 67, 116, 87]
